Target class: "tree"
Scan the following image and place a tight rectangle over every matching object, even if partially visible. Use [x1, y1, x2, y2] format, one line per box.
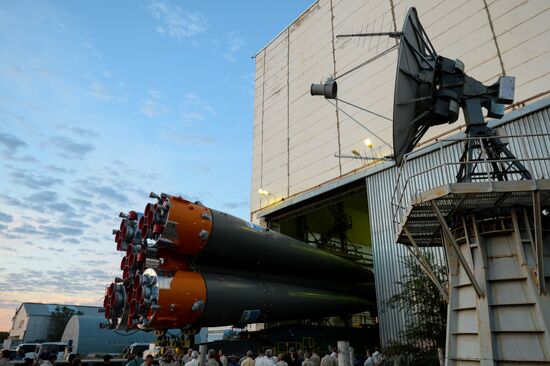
[384, 251, 448, 366]
[47, 306, 83, 341]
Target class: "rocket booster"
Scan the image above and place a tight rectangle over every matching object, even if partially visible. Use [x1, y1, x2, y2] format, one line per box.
[104, 193, 374, 332]
[142, 194, 371, 281]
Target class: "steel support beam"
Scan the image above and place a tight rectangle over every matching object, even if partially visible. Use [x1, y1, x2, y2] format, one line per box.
[430, 200, 485, 298]
[533, 190, 546, 294]
[403, 226, 449, 302]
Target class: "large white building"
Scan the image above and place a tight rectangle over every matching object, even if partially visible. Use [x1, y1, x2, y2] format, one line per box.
[250, 0, 550, 345]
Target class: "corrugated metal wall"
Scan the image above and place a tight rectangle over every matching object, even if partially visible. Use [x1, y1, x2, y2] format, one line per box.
[365, 100, 550, 345]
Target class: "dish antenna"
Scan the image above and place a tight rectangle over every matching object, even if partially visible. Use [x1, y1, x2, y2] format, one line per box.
[311, 8, 532, 181]
[392, 8, 531, 181]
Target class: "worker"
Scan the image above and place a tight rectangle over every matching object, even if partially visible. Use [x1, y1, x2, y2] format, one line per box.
[142, 355, 154, 366]
[160, 352, 179, 366]
[218, 350, 228, 366]
[320, 351, 335, 366]
[182, 349, 194, 365]
[258, 349, 277, 366]
[310, 351, 320, 366]
[363, 351, 373, 366]
[185, 351, 199, 366]
[206, 350, 219, 366]
[289, 353, 300, 366]
[301, 353, 314, 366]
[0, 350, 14, 366]
[241, 351, 255, 366]
[127, 351, 143, 366]
[276, 354, 287, 366]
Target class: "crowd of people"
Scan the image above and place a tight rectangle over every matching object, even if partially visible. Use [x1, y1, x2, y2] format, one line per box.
[123, 347, 384, 366]
[0, 346, 384, 366]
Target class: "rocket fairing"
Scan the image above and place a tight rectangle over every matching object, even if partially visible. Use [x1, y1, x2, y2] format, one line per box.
[103, 193, 375, 332]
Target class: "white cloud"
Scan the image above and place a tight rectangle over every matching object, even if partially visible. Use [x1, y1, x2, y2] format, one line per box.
[88, 81, 127, 103]
[222, 31, 246, 63]
[148, 0, 207, 39]
[227, 31, 245, 53]
[180, 92, 216, 123]
[140, 89, 168, 118]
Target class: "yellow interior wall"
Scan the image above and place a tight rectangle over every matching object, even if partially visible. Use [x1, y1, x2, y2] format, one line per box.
[278, 192, 371, 248]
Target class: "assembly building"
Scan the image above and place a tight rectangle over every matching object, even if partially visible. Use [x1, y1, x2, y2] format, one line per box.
[250, 0, 550, 345]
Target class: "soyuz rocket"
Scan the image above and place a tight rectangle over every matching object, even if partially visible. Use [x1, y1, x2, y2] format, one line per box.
[103, 193, 374, 334]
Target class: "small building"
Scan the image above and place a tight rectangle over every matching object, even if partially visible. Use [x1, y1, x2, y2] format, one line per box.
[3, 303, 102, 349]
[61, 315, 155, 356]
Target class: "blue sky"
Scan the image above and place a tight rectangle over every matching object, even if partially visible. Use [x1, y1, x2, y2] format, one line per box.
[0, 0, 313, 331]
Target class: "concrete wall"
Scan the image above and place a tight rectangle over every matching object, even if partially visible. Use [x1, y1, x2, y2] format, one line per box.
[251, 0, 550, 217]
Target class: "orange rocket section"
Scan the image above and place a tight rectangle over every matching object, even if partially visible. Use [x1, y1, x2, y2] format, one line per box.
[147, 271, 207, 329]
[159, 197, 213, 256]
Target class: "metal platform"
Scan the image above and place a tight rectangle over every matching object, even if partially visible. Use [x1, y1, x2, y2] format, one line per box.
[395, 179, 550, 246]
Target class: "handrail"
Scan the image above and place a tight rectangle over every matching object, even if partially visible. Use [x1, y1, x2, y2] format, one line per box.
[391, 133, 550, 234]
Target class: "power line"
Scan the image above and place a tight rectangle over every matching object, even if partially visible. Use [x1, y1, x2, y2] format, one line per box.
[334, 43, 399, 81]
[327, 99, 393, 149]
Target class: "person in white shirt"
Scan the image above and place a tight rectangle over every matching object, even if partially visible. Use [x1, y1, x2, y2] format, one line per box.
[185, 351, 199, 366]
[301, 354, 314, 366]
[276, 354, 288, 366]
[257, 350, 276, 366]
[362, 351, 373, 366]
[219, 350, 228, 366]
[371, 348, 381, 364]
[182, 349, 194, 366]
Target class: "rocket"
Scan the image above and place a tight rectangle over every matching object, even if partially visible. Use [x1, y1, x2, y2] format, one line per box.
[103, 193, 374, 333]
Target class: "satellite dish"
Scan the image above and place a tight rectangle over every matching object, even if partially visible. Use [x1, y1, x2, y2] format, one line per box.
[392, 8, 439, 165]
[392, 7, 526, 181]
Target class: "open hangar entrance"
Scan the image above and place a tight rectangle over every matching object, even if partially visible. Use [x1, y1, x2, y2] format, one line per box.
[257, 178, 379, 348]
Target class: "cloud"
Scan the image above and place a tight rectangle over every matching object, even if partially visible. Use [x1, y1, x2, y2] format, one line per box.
[0, 212, 13, 223]
[45, 164, 76, 174]
[140, 89, 168, 118]
[180, 92, 216, 123]
[0, 268, 112, 295]
[9, 170, 63, 189]
[222, 201, 248, 210]
[148, 0, 207, 39]
[158, 129, 216, 146]
[181, 111, 205, 121]
[88, 81, 126, 103]
[76, 179, 129, 204]
[46, 135, 95, 159]
[27, 190, 58, 203]
[0, 131, 27, 150]
[223, 31, 246, 63]
[39, 225, 84, 237]
[0, 131, 35, 161]
[58, 123, 100, 138]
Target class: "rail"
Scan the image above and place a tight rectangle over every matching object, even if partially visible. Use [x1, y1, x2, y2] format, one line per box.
[391, 133, 550, 237]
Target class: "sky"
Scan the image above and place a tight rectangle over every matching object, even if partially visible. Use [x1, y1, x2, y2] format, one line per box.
[0, 0, 314, 332]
